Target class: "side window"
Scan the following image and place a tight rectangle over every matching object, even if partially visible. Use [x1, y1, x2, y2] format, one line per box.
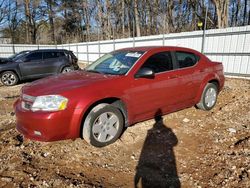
[24, 52, 42, 62]
[141, 52, 173, 73]
[43, 52, 55, 59]
[175, 51, 199, 68]
[43, 52, 65, 60]
[57, 52, 66, 57]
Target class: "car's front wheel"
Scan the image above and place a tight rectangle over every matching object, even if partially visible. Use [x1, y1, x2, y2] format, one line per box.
[82, 103, 124, 147]
[1, 71, 19, 86]
[196, 83, 218, 111]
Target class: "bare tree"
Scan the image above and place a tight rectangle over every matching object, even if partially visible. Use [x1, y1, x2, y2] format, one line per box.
[134, 0, 141, 37]
[1, 0, 249, 44]
[45, 0, 56, 44]
[24, 0, 46, 44]
[0, 0, 7, 26]
[212, 0, 229, 28]
[6, 0, 22, 45]
[243, 0, 248, 25]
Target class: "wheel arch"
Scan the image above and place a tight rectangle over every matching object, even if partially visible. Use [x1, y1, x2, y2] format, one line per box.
[194, 74, 220, 103]
[208, 79, 219, 90]
[0, 69, 21, 80]
[79, 97, 128, 138]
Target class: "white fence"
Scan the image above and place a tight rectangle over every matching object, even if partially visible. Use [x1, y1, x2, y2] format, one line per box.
[1, 25, 250, 76]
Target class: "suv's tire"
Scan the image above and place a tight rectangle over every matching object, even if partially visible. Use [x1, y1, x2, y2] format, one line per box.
[1, 71, 19, 86]
[196, 83, 218, 111]
[82, 103, 124, 147]
[61, 66, 73, 73]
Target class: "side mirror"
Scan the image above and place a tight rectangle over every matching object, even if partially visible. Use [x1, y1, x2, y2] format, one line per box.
[135, 67, 155, 79]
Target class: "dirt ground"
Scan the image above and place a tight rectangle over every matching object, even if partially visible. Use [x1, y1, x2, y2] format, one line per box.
[0, 78, 249, 188]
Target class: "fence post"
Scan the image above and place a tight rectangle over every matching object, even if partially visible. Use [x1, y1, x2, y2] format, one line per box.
[98, 26, 101, 58]
[76, 44, 79, 59]
[113, 26, 115, 51]
[163, 33, 165, 46]
[133, 20, 135, 47]
[98, 40, 101, 58]
[201, 6, 208, 53]
[12, 43, 15, 54]
[86, 42, 89, 64]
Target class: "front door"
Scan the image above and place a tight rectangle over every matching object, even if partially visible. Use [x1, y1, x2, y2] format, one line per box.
[19, 52, 43, 79]
[128, 51, 182, 121]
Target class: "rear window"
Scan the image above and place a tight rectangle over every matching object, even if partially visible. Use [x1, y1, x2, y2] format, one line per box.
[43, 52, 65, 59]
[175, 51, 200, 68]
[69, 51, 77, 59]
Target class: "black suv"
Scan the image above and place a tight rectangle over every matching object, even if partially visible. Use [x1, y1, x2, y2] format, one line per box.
[0, 49, 79, 86]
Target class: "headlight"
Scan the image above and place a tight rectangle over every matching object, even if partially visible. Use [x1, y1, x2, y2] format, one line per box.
[31, 95, 68, 112]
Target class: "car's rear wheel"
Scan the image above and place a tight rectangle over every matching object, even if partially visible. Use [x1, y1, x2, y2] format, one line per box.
[1, 71, 19, 86]
[196, 83, 218, 111]
[82, 103, 124, 147]
[61, 66, 73, 73]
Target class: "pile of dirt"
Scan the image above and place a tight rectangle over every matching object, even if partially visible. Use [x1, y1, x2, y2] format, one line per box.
[0, 78, 249, 187]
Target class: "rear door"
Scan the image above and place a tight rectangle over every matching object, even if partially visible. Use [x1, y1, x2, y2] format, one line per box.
[172, 51, 202, 104]
[19, 52, 43, 78]
[43, 51, 66, 74]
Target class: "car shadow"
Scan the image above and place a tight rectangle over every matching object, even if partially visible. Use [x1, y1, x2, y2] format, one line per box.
[134, 109, 180, 188]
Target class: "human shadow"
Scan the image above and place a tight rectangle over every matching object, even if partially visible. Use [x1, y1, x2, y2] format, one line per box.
[134, 109, 180, 188]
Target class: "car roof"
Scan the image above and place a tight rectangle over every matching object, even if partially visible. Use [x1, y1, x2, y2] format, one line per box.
[115, 46, 201, 54]
[31, 49, 69, 52]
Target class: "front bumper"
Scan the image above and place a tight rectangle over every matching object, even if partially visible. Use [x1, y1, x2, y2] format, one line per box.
[14, 99, 83, 142]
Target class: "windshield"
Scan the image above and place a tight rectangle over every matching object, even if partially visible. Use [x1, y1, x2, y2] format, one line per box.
[11, 51, 30, 61]
[86, 51, 144, 75]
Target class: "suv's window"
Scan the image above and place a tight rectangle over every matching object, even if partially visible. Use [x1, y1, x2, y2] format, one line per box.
[43, 52, 65, 59]
[24, 52, 42, 62]
[141, 52, 173, 73]
[175, 51, 199, 68]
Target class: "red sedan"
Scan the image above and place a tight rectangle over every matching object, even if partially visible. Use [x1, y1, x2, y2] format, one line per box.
[14, 46, 224, 147]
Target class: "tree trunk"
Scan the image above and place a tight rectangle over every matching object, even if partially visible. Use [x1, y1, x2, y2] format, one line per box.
[212, 0, 229, 28]
[134, 0, 140, 37]
[82, 0, 90, 42]
[243, 0, 247, 25]
[46, 0, 55, 44]
[127, 5, 131, 37]
[122, 0, 125, 37]
[248, 8, 250, 25]
[235, 0, 240, 26]
[24, 0, 31, 43]
[146, 0, 151, 35]
[97, 0, 103, 40]
[167, 0, 174, 32]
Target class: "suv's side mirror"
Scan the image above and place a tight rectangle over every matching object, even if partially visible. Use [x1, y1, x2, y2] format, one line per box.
[135, 67, 155, 79]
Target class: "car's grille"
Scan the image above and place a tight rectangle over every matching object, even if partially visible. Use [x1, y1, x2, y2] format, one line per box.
[21, 94, 36, 111]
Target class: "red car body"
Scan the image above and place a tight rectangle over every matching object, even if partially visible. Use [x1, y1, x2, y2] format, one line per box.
[14, 46, 224, 142]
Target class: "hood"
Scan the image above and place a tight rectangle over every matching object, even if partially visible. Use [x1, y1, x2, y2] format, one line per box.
[0, 58, 11, 64]
[23, 70, 117, 96]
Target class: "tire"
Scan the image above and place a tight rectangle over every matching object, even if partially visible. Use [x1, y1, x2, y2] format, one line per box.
[196, 83, 218, 111]
[61, 66, 73, 73]
[0, 71, 19, 86]
[82, 103, 124, 147]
